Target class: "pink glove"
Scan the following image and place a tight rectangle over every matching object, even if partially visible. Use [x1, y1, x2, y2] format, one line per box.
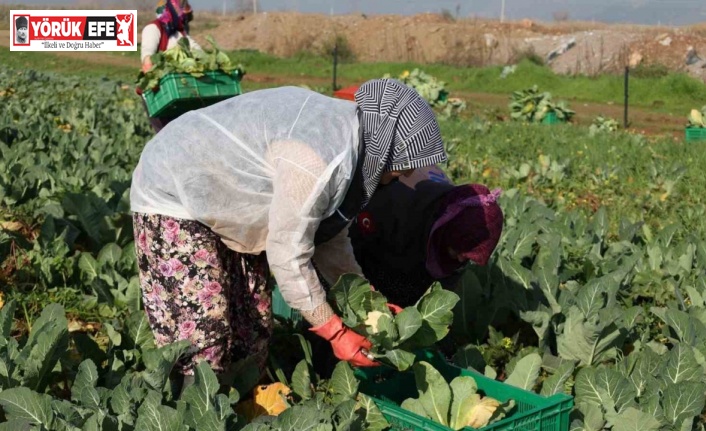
[310, 315, 379, 368]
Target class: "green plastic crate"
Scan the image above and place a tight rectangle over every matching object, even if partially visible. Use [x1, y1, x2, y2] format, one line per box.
[271, 281, 303, 325]
[541, 112, 561, 125]
[355, 350, 573, 431]
[685, 127, 706, 142]
[143, 70, 243, 118]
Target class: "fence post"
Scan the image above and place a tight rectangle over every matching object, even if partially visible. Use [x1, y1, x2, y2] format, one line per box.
[333, 40, 339, 92]
[624, 66, 629, 129]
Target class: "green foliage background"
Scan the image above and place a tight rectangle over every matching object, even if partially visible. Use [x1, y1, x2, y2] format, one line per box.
[1, 58, 706, 430]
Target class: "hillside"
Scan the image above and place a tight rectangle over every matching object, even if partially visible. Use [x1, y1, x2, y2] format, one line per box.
[183, 11, 706, 81]
[466, 0, 706, 26]
[4, 5, 706, 81]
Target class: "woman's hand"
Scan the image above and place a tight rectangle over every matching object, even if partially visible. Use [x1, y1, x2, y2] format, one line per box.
[387, 303, 403, 314]
[309, 315, 379, 367]
[370, 284, 403, 315]
[141, 58, 152, 73]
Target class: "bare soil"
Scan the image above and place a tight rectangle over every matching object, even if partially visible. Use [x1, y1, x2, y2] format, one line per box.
[5, 10, 706, 80]
[0, 14, 695, 138]
[189, 12, 706, 81]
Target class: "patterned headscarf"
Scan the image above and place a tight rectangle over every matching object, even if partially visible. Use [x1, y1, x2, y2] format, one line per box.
[354, 79, 448, 207]
[155, 0, 187, 35]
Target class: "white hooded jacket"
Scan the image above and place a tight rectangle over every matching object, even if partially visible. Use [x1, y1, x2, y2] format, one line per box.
[130, 86, 364, 311]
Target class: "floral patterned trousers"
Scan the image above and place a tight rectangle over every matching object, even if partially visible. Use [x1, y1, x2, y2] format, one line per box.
[132, 212, 272, 376]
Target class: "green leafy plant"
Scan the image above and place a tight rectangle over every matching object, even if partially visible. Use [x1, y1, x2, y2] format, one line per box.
[509, 85, 574, 123]
[0, 358, 243, 431]
[329, 275, 460, 371]
[269, 361, 388, 431]
[0, 299, 260, 431]
[6, 58, 706, 431]
[383, 69, 466, 117]
[687, 107, 706, 128]
[439, 98, 468, 120]
[0, 66, 146, 325]
[136, 36, 246, 91]
[0, 301, 70, 393]
[401, 361, 515, 430]
[450, 190, 706, 430]
[264, 333, 389, 431]
[387, 69, 449, 107]
[77, 242, 141, 317]
[589, 115, 620, 135]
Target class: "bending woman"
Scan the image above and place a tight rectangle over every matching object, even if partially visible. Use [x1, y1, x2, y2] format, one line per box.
[130, 79, 448, 382]
[348, 165, 504, 306]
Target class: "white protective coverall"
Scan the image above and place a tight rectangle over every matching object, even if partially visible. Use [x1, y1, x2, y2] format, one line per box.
[130, 86, 365, 312]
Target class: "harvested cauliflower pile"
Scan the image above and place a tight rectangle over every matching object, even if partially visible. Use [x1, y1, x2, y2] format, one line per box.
[401, 362, 515, 430]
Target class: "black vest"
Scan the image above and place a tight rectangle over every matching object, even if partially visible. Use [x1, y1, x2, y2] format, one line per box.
[350, 179, 454, 268]
[313, 111, 366, 246]
[347, 178, 455, 306]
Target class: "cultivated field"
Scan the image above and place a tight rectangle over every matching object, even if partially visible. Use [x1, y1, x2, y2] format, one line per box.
[1, 5, 706, 431]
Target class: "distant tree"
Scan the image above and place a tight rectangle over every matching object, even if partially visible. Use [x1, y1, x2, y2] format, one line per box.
[553, 10, 570, 22]
[440, 8, 455, 21]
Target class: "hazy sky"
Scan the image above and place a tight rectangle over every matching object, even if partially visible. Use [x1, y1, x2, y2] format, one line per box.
[8, 0, 706, 25]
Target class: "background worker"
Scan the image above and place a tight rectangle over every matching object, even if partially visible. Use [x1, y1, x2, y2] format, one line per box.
[137, 0, 201, 132]
[348, 165, 504, 306]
